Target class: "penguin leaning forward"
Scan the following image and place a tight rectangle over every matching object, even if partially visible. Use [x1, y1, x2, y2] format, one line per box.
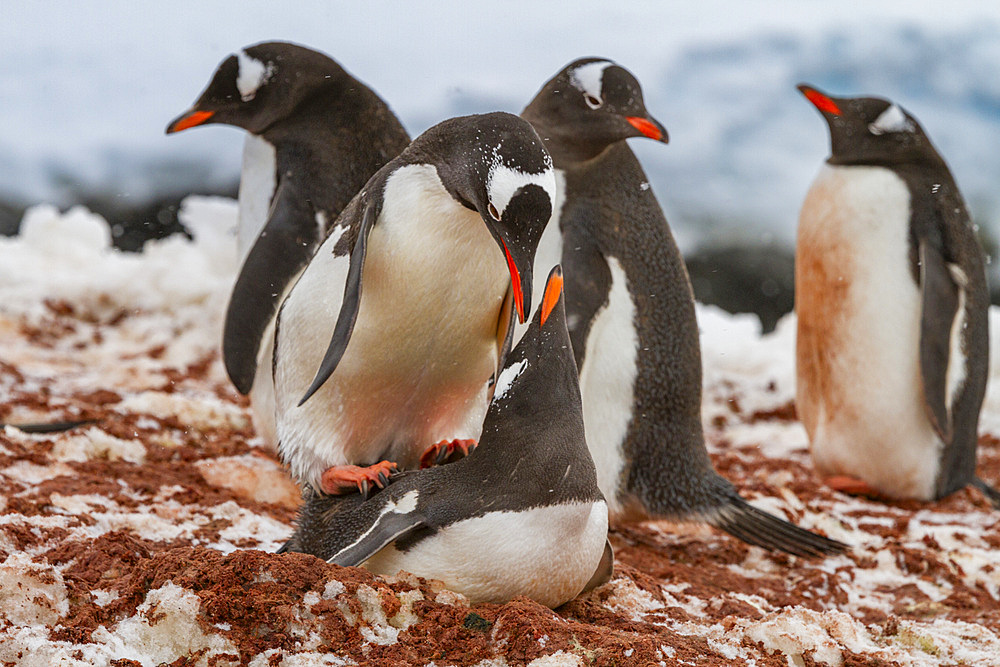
[166, 41, 410, 446]
[273, 111, 555, 496]
[796, 84, 1000, 506]
[281, 267, 613, 608]
[520, 58, 845, 556]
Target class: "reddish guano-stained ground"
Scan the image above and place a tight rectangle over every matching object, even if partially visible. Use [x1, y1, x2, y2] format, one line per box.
[1, 203, 1000, 666]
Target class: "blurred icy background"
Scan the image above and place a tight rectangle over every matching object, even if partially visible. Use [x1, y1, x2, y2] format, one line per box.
[3, 1, 1000, 326]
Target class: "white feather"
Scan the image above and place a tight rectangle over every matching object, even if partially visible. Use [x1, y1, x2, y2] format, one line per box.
[493, 359, 527, 402]
[236, 50, 272, 101]
[516, 168, 566, 345]
[363, 501, 608, 607]
[568, 60, 613, 102]
[578, 258, 637, 515]
[869, 104, 915, 135]
[486, 162, 555, 219]
[236, 134, 277, 261]
[946, 264, 969, 412]
[796, 164, 942, 499]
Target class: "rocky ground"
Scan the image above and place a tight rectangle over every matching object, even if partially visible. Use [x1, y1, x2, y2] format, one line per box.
[1, 202, 999, 666]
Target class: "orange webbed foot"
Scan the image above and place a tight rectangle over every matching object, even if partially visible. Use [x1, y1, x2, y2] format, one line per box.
[825, 475, 880, 498]
[419, 438, 477, 469]
[320, 460, 398, 497]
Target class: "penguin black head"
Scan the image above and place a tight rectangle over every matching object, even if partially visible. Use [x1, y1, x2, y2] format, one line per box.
[798, 84, 945, 168]
[487, 265, 582, 432]
[522, 58, 668, 163]
[166, 41, 351, 135]
[414, 112, 556, 322]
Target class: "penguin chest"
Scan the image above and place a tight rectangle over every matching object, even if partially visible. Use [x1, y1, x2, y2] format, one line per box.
[276, 165, 509, 489]
[577, 257, 638, 515]
[364, 501, 608, 607]
[795, 164, 941, 499]
[236, 134, 277, 260]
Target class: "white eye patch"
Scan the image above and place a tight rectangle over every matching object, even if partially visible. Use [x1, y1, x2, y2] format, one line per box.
[236, 50, 273, 102]
[486, 162, 556, 220]
[569, 60, 614, 104]
[493, 359, 528, 402]
[869, 104, 915, 135]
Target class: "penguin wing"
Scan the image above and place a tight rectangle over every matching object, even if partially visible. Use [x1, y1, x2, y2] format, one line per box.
[298, 197, 380, 406]
[224, 178, 321, 394]
[918, 238, 963, 445]
[327, 503, 429, 567]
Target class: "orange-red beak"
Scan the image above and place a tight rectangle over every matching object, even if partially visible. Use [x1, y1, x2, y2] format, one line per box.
[539, 269, 564, 327]
[501, 239, 525, 322]
[799, 86, 842, 116]
[166, 110, 215, 134]
[626, 116, 667, 142]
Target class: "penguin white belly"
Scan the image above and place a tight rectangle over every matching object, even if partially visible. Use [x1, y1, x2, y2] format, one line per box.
[248, 320, 278, 447]
[796, 164, 942, 499]
[275, 165, 509, 490]
[577, 258, 637, 515]
[363, 501, 608, 607]
[236, 134, 277, 260]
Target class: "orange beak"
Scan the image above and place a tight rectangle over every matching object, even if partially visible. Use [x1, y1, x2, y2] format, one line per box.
[540, 270, 564, 327]
[626, 116, 666, 142]
[501, 239, 525, 323]
[166, 110, 215, 134]
[800, 88, 842, 116]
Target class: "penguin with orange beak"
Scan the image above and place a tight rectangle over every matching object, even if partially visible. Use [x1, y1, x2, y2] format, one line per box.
[166, 42, 410, 449]
[272, 111, 554, 496]
[796, 84, 999, 506]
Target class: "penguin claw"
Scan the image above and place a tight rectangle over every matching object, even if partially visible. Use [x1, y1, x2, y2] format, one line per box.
[420, 439, 478, 469]
[319, 461, 398, 496]
[825, 475, 881, 498]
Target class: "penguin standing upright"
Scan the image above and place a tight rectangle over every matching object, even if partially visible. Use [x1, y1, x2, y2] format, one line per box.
[281, 267, 612, 608]
[796, 84, 999, 505]
[167, 42, 410, 446]
[521, 58, 845, 556]
[272, 112, 554, 496]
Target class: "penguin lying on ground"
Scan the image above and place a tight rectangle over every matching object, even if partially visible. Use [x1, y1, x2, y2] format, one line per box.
[273, 112, 555, 496]
[520, 58, 845, 556]
[796, 84, 1000, 506]
[166, 42, 410, 446]
[281, 267, 613, 608]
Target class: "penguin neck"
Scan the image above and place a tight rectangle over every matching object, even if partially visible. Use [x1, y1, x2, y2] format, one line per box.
[529, 123, 616, 166]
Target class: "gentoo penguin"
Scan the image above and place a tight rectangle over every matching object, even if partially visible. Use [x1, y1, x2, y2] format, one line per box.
[521, 58, 845, 556]
[796, 84, 999, 505]
[166, 42, 410, 446]
[281, 267, 613, 608]
[273, 112, 555, 496]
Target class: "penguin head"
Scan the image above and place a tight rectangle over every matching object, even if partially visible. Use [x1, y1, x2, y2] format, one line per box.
[487, 265, 583, 432]
[522, 58, 668, 163]
[419, 112, 556, 323]
[798, 84, 943, 167]
[166, 41, 348, 135]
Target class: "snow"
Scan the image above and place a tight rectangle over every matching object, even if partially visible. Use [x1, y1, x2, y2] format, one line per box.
[2, 2, 1000, 258]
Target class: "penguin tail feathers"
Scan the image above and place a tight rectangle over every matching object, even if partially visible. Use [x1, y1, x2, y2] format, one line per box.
[711, 496, 847, 558]
[971, 477, 1000, 508]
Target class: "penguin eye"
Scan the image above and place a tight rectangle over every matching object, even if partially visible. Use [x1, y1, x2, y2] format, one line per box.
[488, 202, 501, 221]
[584, 94, 603, 110]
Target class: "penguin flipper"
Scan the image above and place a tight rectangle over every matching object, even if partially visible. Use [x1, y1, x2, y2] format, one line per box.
[327, 510, 429, 568]
[917, 239, 962, 445]
[298, 201, 379, 406]
[711, 496, 847, 558]
[225, 179, 317, 394]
